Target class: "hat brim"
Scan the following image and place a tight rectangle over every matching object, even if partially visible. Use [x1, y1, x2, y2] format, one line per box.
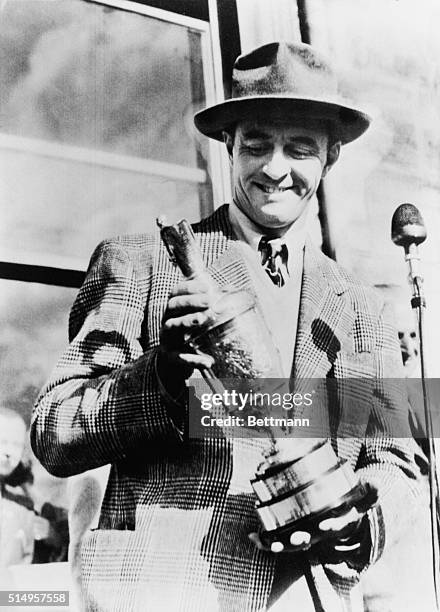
[194, 96, 371, 145]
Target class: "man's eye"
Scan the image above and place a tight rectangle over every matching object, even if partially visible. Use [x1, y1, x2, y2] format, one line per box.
[286, 147, 317, 159]
[242, 145, 268, 156]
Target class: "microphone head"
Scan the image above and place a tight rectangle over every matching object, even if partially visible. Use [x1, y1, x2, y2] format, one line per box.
[391, 203, 427, 248]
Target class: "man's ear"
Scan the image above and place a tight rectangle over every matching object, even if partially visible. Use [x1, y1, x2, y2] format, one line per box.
[322, 141, 341, 178]
[223, 131, 234, 161]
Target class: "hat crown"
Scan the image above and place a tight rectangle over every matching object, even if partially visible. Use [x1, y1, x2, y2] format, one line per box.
[193, 40, 371, 145]
[232, 42, 338, 101]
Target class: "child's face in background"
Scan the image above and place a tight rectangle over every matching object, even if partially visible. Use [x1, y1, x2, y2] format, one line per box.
[0, 414, 26, 478]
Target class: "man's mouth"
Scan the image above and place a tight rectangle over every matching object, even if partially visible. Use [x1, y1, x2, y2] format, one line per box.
[255, 183, 292, 194]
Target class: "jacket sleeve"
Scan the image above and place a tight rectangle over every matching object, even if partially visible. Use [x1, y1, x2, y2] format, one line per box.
[31, 239, 183, 478]
[357, 301, 427, 566]
[321, 301, 428, 590]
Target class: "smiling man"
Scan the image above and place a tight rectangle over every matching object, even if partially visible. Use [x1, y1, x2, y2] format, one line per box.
[224, 119, 339, 233]
[32, 42, 426, 611]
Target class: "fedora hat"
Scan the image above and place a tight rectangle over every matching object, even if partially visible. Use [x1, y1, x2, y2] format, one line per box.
[194, 41, 371, 144]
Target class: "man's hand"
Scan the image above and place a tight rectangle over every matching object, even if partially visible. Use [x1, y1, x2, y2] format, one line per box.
[249, 529, 312, 553]
[248, 505, 367, 554]
[33, 515, 52, 541]
[158, 278, 217, 386]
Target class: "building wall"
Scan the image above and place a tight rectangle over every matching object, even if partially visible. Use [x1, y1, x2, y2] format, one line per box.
[305, 0, 440, 373]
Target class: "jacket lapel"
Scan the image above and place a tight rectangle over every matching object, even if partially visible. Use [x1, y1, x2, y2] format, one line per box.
[292, 241, 372, 449]
[292, 239, 355, 383]
[197, 204, 266, 298]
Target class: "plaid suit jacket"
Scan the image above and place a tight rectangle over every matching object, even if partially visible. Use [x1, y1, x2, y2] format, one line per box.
[32, 204, 425, 612]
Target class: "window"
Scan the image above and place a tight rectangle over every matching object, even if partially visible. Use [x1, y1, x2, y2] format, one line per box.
[0, 0, 226, 275]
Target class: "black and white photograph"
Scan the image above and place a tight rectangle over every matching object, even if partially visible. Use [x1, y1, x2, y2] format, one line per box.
[1, 0, 440, 610]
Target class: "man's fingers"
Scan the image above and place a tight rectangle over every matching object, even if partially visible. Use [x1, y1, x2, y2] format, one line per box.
[289, 531, 311, 548]
[160, 302, 217, 372]
[248, 532, 265, 551]
[169, 279, 214, 297]
[165, 351, 214, 370]
[166, 293, 212, 315]
[162, 310, 215, 335]
[318, 507, 363, 536]
[179, 352, 214, 370]
[248, 533, 284, 553]
[248, 531, 311, 553]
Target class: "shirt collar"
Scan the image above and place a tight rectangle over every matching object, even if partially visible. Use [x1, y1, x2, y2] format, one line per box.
[228, 200, 309, 259]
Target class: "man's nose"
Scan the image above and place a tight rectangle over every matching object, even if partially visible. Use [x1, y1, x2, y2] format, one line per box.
[262, 150, 292, 183]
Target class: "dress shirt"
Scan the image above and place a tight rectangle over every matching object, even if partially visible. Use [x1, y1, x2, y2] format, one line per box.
[228, 201, 308, 377]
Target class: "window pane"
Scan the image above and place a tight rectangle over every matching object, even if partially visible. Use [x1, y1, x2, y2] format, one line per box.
[1, 147, 207, 265]
[0, 0, 208, 167]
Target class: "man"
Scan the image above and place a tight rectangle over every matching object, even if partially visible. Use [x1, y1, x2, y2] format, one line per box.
[32, 42, 426, 611]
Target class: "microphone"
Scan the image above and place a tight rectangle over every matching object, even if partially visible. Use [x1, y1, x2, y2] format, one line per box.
[392, 204, 440, 610]
[391, 203, 427, 284]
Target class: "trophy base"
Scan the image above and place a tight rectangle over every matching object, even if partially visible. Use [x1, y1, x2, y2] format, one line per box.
[259, 481, 376, 548]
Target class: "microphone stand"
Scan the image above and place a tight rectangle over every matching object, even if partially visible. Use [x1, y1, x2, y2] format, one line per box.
[411, 273, 440, 609]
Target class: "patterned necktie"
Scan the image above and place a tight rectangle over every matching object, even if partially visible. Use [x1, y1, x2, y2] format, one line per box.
[258, 236, 288, 287]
